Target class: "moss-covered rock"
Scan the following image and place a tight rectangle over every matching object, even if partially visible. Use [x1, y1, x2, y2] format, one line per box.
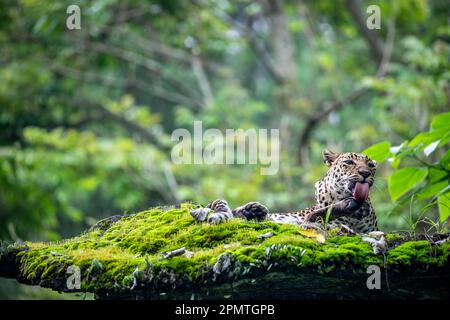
[1, 203, 449, 299]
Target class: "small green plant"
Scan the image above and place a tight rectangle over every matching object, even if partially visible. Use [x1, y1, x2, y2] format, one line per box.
[324, 206, 333, 226]
[322, 206, 333, 236]
[364, 112, 450, 233]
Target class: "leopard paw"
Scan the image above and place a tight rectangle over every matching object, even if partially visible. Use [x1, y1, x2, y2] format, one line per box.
[333, 197, 363, 215]
[233, 202, 268, 221]
[343, 198, 363, 212]
[207, 212, 227, 224]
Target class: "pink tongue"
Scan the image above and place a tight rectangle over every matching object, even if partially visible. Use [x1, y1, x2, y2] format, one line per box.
[353, 182, 369, 201]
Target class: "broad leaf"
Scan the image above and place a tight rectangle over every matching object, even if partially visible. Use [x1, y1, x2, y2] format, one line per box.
[429, 168, 448, 184]
[431, 112, 450, 131]
[416, 181, 448, 199]
[388, 167, 428, 202]
[438, 192, 450, 223]
[363, 141, 391, 162]
[441, 149, 450, 170]
[409, 129, 449, 148]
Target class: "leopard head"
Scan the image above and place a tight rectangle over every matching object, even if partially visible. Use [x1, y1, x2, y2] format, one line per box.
[315, 149, 377, 205]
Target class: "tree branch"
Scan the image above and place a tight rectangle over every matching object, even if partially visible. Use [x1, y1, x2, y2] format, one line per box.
[298, 88, 367, 164]
[297, 12, 396, 164]
[122, 27, 222, 73]
[376, 18, 396, 78]
[345, 0, 385, 66]
[211, 7, 283, 84]
[51, 63, 195, 107]
[79, 40, 204, 107]
[191, 55, 215, 108]
[267, 0, 298, 83]
[73, 99, 163, 147]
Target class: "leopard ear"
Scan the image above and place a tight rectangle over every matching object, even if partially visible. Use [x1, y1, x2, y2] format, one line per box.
[323, 149, 339, 166]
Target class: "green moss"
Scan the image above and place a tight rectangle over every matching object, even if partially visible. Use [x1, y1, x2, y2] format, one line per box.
[385, 233, 406, 242]
[2, 203, 449, 297]
[388, 240, 450, 266]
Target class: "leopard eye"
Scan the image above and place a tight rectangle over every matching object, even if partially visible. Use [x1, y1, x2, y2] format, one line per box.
[344, 160, 355, 165]
[368, 161, 376, 168]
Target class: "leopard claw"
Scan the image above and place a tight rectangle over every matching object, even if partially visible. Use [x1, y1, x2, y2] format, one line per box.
[207, 212, 225, 224]
[190, 207, 213, 222]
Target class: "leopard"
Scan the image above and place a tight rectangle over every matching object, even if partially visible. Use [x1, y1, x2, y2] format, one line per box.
[190, 149, 378, 234]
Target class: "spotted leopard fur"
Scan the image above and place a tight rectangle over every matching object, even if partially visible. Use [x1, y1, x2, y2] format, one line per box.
[190, 150, 378, 234]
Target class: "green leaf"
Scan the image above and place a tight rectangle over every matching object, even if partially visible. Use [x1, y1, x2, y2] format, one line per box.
[429, 168, 448, 184]
[409, 129, 449, 148]
[388, 167, 428, 202]
[391, 157, 402, 169]
[362, 141, 391, 162]
[437, 192, 450, 222]
[440, 149, 450, 170]
[416, 181, 448, 199]
[325, 206, 332, 225]
[410, 112, 450, 150]
[431, 112, 450, 131]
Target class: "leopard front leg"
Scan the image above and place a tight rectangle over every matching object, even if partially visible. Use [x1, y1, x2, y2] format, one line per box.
[190, 199, 269, 224]
[305, 198, 364, 222]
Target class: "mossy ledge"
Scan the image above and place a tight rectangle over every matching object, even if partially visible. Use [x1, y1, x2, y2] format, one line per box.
[1, 203, 449, 299]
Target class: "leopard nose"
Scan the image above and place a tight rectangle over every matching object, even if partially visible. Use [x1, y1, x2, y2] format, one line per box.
[358, 169, 371, 179]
